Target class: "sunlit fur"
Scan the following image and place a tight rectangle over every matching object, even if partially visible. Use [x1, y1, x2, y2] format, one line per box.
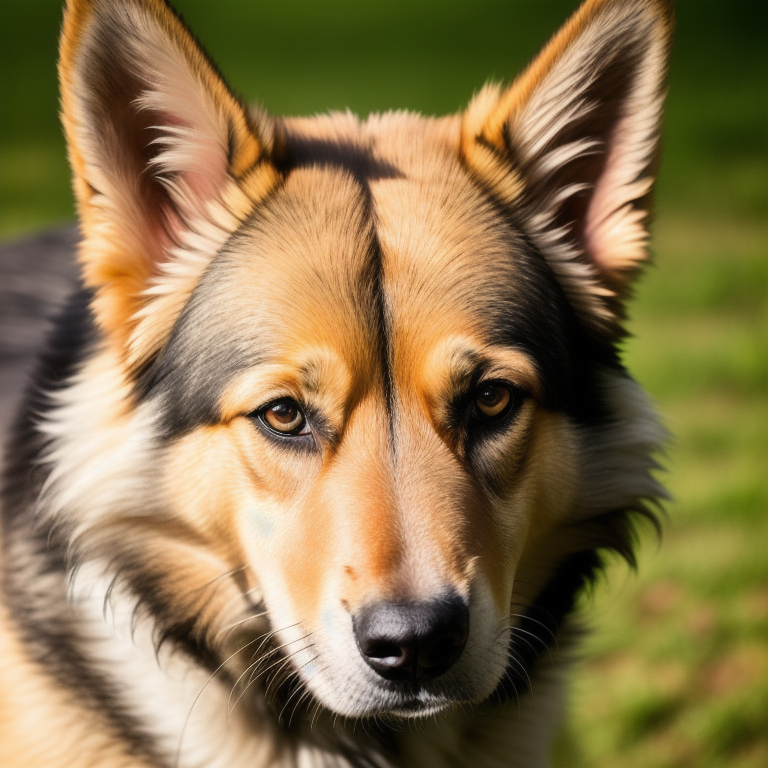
[0, 0, 673, 766]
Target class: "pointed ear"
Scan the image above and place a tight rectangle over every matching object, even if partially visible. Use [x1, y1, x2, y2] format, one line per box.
[59, 0, 281, 365]
[462, 0, 673, 336]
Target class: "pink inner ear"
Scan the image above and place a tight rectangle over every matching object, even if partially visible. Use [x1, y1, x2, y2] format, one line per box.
[582, 115, 652, 279]
[149, 108, 231, 251]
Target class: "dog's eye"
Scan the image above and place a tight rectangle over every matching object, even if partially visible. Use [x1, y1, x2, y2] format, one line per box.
[259, 399, 309, 436]
[473, 382, 515, 422]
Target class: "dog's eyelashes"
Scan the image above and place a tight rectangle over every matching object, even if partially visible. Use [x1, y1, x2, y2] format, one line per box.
[257, 399, 310, 437]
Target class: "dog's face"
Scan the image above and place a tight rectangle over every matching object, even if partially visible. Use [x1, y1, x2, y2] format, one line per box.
[49, 0, 671, 720]
[150, 130, 585, 715]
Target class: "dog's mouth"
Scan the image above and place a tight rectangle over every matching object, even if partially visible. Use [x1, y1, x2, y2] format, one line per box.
[222, 628, 464, 723]
[220, 580, 557, 724]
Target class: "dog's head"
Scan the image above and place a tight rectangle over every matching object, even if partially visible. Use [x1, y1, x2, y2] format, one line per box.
[48, 0, 671, 720]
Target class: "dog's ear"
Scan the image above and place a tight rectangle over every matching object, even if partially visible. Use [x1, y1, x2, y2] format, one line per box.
[59, 0, 281, 366]
[462, 0, 673, 337]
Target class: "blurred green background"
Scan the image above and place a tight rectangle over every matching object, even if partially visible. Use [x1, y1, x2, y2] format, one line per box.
[1, 0, 766, 765]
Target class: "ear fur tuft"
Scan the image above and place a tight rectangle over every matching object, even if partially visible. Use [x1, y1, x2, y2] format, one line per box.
[462, 0, 674, 337]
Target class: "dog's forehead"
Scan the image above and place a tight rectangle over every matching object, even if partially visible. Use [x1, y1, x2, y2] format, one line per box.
[232, 163, 381, 359]
[209, 114, 530, 355]
[278, 112, 571, 388]
[369, 141, 522, 356]
[277, 112, 536, 353]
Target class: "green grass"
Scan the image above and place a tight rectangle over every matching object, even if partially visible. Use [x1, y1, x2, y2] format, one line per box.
[558, 205, 768, 766]
[1, 1, 766, 766]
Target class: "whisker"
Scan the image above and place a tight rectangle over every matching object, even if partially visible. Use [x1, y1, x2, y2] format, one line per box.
[278, 655, 319, 726]
[507, 612, 559, 648]
[509, 629, 546, 660]
[174, 632, 267, 768]
[510, 597, 561, 629]
[497, 621, 551, 656]
[238, 621, 302, 689]
[501, 668, 522, 716]
[288, 686, 316, 729]
[228, 634, 312, 717]
[215, 592, 267, 641]
[221, 630, 285, 706]
[240, 624, 303, 694]
[219, 609, 270, 637]
[506, 647, 534, 694]
[263, 641, 314, 702]
[192, 565, 248, 596]
[310, 691, 325, 730]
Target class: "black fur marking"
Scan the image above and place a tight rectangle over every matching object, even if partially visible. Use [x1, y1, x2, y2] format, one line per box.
[469, 178, 625, 425]
[1, 288, 169, 766]
[134, 225, 266, 438]
[491, 550, 605, 705]
[364, 209, 397, 453]
[2, 287, 97, 525]
[278, 135, 404, 187]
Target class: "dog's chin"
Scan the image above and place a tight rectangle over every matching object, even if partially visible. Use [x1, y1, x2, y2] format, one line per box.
[301, 670, 492, 721]
[322, 690, 462, 722]
[380, 697, 459, 721]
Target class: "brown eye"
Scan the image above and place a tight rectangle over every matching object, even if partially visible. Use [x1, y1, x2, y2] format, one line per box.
[260, 399, 308, 435]
[474, 382, 512, 420]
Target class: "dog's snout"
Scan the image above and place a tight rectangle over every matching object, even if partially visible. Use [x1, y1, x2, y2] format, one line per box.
[353, 595, 469, 683]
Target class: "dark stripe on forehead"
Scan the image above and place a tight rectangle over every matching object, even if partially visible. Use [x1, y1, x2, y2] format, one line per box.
[284, 131, 399, 443]
[368, 212, 397, 451]
[278, 130, 404, 187]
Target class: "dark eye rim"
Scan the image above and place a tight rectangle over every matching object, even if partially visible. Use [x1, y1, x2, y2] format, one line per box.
[470, 379, 525, 426]
[254, 397, 311, 439]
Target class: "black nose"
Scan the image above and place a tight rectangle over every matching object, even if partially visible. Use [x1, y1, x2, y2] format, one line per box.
[353, 595, 469, 684]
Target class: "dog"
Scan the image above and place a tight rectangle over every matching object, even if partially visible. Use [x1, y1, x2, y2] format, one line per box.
[0, 0, 673, 765]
